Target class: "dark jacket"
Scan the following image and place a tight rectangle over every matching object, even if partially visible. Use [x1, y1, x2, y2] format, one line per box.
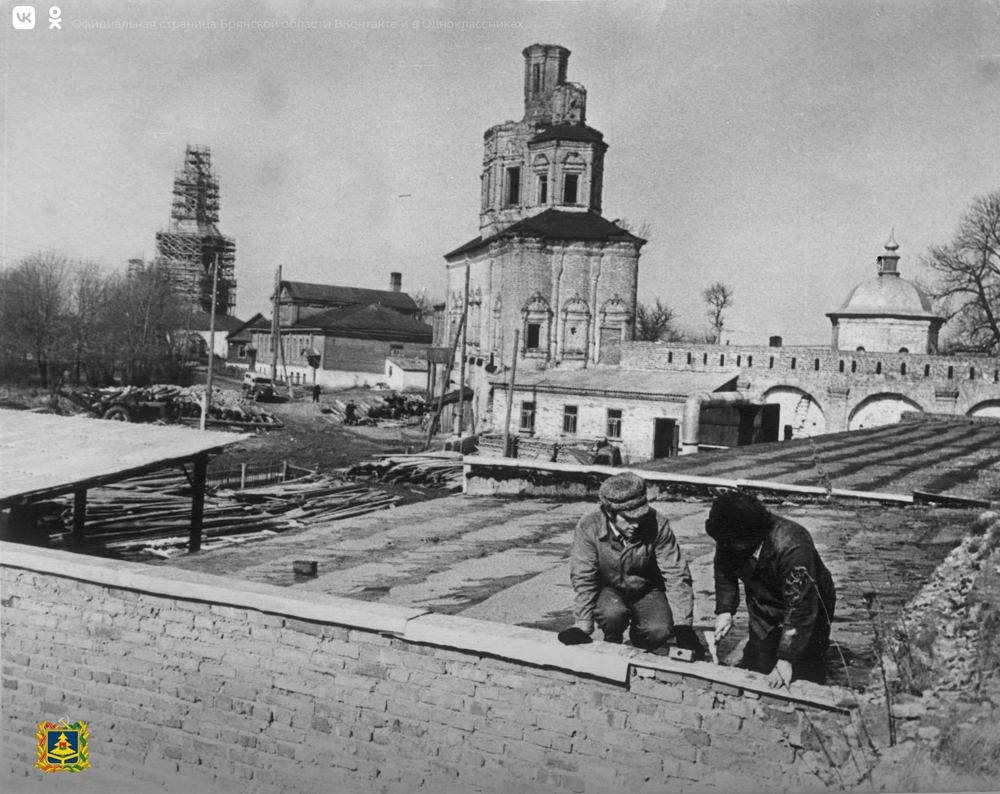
[571, 507, 694, 634]
[714, 514, 835, 662]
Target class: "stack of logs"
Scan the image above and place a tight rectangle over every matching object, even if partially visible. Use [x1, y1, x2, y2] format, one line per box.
[347, 451, 464, 491]
[50, 469, 402, 560]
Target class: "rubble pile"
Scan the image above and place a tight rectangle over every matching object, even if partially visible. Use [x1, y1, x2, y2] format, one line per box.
[886, 510, 1000, 694]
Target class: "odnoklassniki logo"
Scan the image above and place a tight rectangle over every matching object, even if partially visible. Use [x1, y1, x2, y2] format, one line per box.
[35, 719, 91, 773]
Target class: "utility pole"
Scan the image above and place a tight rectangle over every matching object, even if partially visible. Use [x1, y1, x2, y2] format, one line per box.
[270, 266, 281, 383]
[453, 264, 470, 437]
[200, 252, 220, 432]
[502, 329, 519, 457]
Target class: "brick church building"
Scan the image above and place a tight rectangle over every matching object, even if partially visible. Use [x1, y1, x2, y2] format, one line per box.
[443, 44, 646, 431]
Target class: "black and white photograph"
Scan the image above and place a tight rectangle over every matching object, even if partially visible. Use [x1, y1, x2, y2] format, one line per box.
[2, 1, 999, 792]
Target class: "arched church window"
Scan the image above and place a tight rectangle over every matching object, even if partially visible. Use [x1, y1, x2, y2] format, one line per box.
[875, 362, 882, 375]
[898, 347, 909, 353]
[856, 346, 865, 352]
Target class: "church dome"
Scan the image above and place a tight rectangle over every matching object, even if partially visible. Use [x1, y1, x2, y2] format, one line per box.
[829, 234, 942, 320]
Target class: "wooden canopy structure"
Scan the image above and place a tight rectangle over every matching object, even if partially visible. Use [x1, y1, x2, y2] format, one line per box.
[0, 410, 248, 552]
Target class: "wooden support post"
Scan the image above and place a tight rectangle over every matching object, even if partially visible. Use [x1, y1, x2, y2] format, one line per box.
[240, 462, 247, 490]
[502, 329, 520, 458]
[282, 460, 289, 482]
[189, 456, 208, 553]
[72, 488, 87, 544]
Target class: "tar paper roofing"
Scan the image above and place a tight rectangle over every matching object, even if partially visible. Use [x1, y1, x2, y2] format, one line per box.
[494, 368, 739, 399]
[445, 209, 645, 260]
[0, 410, 248, 507]
[282, 281, 418, 313]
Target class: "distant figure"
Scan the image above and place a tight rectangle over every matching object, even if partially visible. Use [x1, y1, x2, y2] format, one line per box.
[558, 472, 705, 659]
[312, 384, 321, 403]
[344, 400, 357, 424]
[592, 438, 622, 467]
[706, 490, 836, 688]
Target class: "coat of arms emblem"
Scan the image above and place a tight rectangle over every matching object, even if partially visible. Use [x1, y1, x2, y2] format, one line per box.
[35, 720, 91, 773]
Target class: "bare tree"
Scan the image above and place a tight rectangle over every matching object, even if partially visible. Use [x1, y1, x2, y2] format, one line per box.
[410, 288, 439, 323]
[702, 281, 734, 344]
[66, 262, 110, 386]
[922, 190, 1000, 354]
[0, 252, 71, 386]
[635, 299, 679, 341]
[615, 218, 654, 240]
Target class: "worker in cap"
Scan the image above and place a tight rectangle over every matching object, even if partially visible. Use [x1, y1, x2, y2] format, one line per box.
[560, 472, 703, 659]
[706, 490, 836, 688]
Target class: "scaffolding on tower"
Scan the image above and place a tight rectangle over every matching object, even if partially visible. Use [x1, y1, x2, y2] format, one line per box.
[154, 144, 237, 316]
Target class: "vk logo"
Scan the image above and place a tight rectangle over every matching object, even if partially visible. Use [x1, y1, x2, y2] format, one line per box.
[12, 6, 35, 29]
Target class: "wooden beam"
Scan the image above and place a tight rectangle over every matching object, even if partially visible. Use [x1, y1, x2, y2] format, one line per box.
[189, 456, 208, 553]
[72, 488, 87, 544]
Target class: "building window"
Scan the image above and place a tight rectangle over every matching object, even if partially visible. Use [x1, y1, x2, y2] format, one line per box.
[856, 346, 866, 352]
[924, 364, 931, 377]
[814, 358, 820, 371]
[537, 174, 548, 204]
[720, 354, 725, 366]
[736, 355, 741, 366]
[532, 63, 541, 93]
[839, 360, 845, 373]
[563, 405, 578, 434]
[851, 361, 858, 373]
[607, 409, 623, 440]
[563, 173, 579, 205]
[703, 353, 708, 365]
[526, 323, 541, 350]
[901, 363, 907, 375]
[899, 347, 909, 353]
[769, 357, 774, 369]
[238, 344, 246, 359]
[390, 344, 403, 356]
[875, 362, 882, 375]
[520, 401, 535, 432]
[747, 355, 753, 367]
[970, 367, 976, 380]
[686, 352, 692, 365]
[506, 167, 521, 205]
[790, 357, 797, 370]
[948, 366, 954, 380]
[667, 352, 673, 363]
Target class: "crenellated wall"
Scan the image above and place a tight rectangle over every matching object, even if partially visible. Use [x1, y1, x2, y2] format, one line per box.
[2, 542, 866, 793]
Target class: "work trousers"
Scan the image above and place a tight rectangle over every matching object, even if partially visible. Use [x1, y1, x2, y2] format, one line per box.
[595, 587, 674, 650]
[739, 621, 832, 683]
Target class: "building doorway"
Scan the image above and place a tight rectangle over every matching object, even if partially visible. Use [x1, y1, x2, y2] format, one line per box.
[653, 418, 678, 459]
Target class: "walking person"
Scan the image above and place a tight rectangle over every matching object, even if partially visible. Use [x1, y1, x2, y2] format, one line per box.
[311, 383, 321, 403]
[706, 490, 836, 688]
[559, 472, 704, 658]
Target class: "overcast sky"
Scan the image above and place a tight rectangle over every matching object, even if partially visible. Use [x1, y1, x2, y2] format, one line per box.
[3, 0, 999, 344]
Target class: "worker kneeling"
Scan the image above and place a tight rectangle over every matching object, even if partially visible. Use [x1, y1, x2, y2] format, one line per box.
[560, 472, 704, 659]
[706, 490, 836, 688]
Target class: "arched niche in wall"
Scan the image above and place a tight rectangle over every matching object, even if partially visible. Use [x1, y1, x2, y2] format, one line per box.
[560, 294, 590, 359]
[848, 393, 923, 431]
[490, 295, 503, 351]
[762, 386, 827, 439]
[597, 295, 631, 364]
[521, 292, 553, 360]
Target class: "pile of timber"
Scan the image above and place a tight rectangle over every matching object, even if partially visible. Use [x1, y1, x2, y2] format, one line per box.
[60, 384, 282, 428]
[346, 451, 464, 491]
[49, 469, 401, 560]
[324, 394, 427, 426]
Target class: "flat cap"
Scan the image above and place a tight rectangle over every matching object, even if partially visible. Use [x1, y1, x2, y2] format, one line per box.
[599, 472, 650, 520]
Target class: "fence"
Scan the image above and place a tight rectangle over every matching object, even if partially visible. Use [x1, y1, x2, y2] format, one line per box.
[207, 460, 313, 490]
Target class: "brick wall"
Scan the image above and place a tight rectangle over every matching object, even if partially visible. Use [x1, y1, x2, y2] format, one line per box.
[3, 543, 865, 793]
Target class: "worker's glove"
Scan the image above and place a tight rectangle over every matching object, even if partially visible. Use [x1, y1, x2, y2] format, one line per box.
[557, 627, 593, 646]
[715, 612, 734, 641]
[673, 626, 706, 662]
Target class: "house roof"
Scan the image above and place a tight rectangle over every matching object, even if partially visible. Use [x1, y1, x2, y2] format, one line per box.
[494, 368, 739, 400]
[226, 312, 268, 341]
[387, 357, 429, 372]
[185, 312, 247, 334]
[530, 123, 606, 146]
[282, 281, 418, 313]
[445, 209, 646, 259]
[828, 275, 942, 321]
[291, 303, 432, 338]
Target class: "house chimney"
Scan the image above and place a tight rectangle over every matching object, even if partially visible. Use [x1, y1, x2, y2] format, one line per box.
[390, 272, 402, 293]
